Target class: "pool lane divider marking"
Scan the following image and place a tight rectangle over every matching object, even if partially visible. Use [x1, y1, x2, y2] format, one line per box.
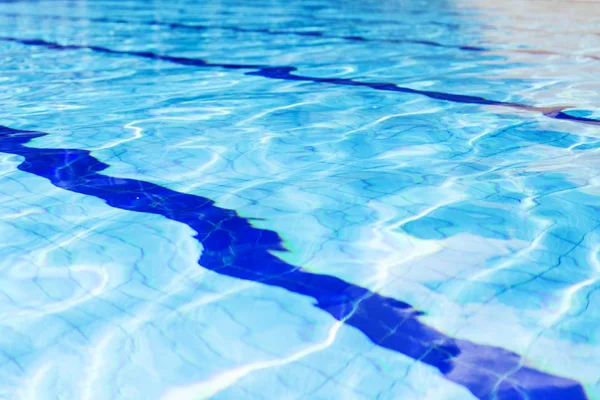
[0, 36, 599, 128]
[0, 12, 490, 52]
[2, 12, 600, 62]
[0, 124, 589, 400]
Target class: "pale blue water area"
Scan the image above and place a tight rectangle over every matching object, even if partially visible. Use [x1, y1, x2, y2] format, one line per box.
[0, 0, 599, 399]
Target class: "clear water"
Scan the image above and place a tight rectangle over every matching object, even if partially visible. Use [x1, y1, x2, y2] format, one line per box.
[0, 0, 599, 399]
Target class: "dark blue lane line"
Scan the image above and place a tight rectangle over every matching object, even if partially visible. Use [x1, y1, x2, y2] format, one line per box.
[1, 36, 599, 128]
[0, 12, 488, 52]
[4, 12, 600, 62]
[0, 1, 466, 26]
[0, 124, 588, 399]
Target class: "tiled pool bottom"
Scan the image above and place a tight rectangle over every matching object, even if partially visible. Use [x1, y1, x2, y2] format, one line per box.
[1, 0, 600, 399]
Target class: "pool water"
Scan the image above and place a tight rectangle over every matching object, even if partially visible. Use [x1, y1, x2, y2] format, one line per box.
[0, 0, 599, 399]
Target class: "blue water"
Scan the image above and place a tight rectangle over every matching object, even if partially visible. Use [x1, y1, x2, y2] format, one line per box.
[0, 0, 599, 399]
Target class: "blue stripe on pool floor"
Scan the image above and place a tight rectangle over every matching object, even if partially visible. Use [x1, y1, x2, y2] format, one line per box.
[0, 124, 588, 400]
[1, 36, 599, 128]
[0, 12, 489, 52]
[3, 12, 600, 62]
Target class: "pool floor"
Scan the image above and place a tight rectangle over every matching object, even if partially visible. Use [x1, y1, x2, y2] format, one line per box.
[0, 0, 599, 399]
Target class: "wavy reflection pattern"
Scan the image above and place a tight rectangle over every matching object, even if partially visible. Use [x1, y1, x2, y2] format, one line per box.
[0, 36, 598, 127]
[0, 125, 587, 400]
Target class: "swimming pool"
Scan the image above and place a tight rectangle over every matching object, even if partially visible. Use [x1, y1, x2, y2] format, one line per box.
[0, 0, 599, 399]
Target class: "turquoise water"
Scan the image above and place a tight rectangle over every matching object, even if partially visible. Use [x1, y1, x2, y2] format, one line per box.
[0, 0, 599, 399]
